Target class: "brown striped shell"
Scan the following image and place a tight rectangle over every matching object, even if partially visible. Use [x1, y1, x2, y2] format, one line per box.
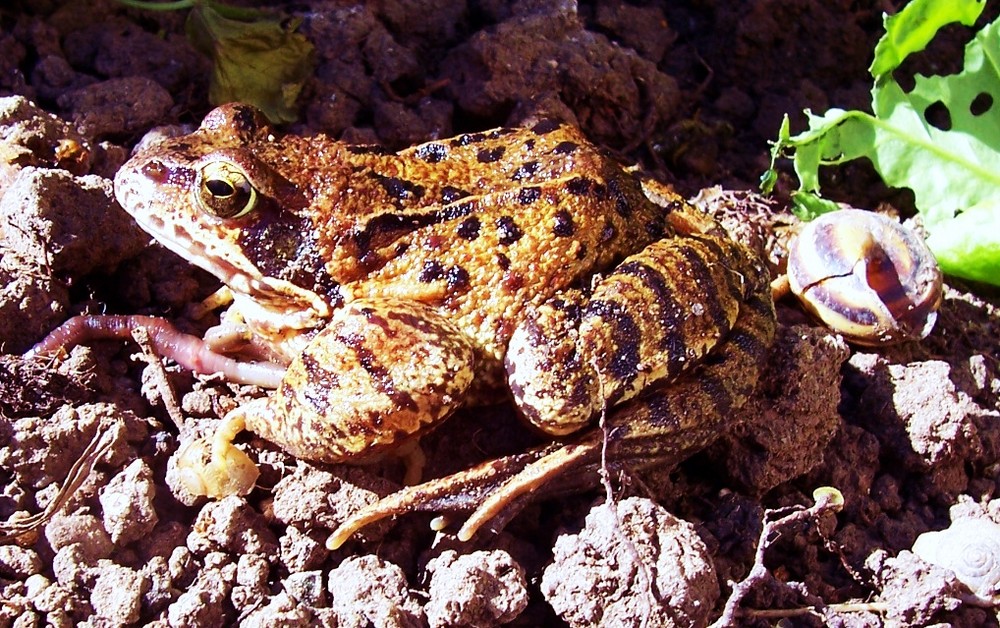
[787, 209, 943, 345]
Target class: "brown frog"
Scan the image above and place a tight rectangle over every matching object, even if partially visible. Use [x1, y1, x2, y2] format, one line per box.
[30, 104, 776, 548]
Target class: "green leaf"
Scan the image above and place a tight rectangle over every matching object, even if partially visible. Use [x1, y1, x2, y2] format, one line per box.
[779, 15, 1000, 229]
[926, 199, 1000, 284]
[768, 6, 1000, 286]
[870, 16, 1000, 227]
[790, 191, 841, 221]
[186, 1, 314, 123]
[870, 0, 985, 77]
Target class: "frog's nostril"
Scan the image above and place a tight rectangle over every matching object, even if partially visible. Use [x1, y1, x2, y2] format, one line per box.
[140, 160, 170, 183]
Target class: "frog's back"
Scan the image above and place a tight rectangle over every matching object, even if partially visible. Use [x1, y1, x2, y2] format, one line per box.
[324, 121, 675, 364]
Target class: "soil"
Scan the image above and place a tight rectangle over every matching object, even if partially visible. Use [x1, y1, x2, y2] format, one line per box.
[1, 1, 999, 626]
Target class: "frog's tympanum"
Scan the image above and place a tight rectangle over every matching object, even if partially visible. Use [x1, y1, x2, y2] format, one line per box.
[30, 104, 776, 548]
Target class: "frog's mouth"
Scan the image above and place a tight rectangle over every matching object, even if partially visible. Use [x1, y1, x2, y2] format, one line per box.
[119, 204, 331, 336]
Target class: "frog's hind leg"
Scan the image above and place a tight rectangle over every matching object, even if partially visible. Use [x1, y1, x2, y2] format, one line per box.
[506, 232, 764, 437]
[326, 282, 775, 549]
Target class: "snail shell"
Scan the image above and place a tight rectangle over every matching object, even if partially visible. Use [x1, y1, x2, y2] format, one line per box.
[912, 517, 1000, 602]
[787, 209, 943, 345]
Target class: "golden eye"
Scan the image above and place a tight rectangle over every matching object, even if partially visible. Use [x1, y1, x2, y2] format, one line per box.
[197, 161, 258, 219]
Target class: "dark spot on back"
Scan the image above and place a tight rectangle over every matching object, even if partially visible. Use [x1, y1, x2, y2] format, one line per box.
[441, 186, 470, 204]
[531, 119, 561, 134]
[553, 209, 574, 236]
[415, 143, 448, 163]
[518, 187, 540, 204]
[497, 253, 511, 270]
[511, 161, 539, 181]
[232, 105, 262, 134]
[447, 266, 470, 292]
[457, 216, 481, 240]
[607, 177, 632, 218]
[477, 146, 505, 163]
[452, 132, 486, 147]
[419, 260, 445, 283]
[566, 177, 592, 195]
[552, 141, 578, 155]
[441, 201, 477, 220]
[496, 216, 523, 245]
[371, 173, 425, 204]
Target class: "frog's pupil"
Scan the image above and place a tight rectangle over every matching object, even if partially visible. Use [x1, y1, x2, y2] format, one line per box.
[207, 179, 235, 197]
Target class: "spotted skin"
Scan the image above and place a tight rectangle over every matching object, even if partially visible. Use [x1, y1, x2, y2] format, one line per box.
[243, 299, 476, 462]
[39, 103, 776, 545]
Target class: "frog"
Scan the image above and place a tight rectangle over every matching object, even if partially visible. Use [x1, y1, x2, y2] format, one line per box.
[28, 103, 776, 548]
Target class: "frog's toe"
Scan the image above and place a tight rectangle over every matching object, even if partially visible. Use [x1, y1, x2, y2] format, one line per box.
[326, 437, 602, 549]
[175, 435, 260, 498]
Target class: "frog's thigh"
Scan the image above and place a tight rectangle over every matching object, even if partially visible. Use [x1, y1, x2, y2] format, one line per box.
[245, 298, 477, 464]
[507, 235, 755, 436]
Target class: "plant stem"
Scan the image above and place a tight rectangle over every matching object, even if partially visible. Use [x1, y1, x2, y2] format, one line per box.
[115, 0, 196, 11]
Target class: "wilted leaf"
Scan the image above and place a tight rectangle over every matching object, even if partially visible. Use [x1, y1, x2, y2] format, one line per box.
[186, 1, 314, 123]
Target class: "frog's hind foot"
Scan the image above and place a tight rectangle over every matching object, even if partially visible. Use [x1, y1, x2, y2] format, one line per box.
[326, 437, 603, 549]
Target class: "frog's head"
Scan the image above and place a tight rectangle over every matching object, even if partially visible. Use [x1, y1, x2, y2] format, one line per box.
[114, 104, 339, 332]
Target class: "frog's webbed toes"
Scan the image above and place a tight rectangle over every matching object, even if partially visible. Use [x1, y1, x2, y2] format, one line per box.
[326, 438, 602, 549]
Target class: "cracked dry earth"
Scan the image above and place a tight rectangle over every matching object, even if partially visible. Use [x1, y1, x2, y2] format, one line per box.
[1, 1, 1000, 627]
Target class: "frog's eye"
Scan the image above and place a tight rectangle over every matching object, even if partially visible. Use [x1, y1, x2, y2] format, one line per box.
[197, 161, 258, 219]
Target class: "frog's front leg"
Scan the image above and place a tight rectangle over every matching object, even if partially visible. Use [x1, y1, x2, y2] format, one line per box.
[178, 298, 477, 497]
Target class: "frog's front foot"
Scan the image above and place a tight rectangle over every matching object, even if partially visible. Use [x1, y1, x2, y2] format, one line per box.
[175, 413, 261, 498]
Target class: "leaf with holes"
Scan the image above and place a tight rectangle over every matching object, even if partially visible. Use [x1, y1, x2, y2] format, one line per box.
[927, 199, 1000, 284]
[764, 0, 1000, 287]
[869, 0, 984, 77]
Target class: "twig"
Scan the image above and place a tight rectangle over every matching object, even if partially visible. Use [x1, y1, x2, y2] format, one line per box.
[0, 421, 122, 544]
[593, 357, 662, 624]
[131, 326, 187, 433]
[710, 487, 846, 627]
